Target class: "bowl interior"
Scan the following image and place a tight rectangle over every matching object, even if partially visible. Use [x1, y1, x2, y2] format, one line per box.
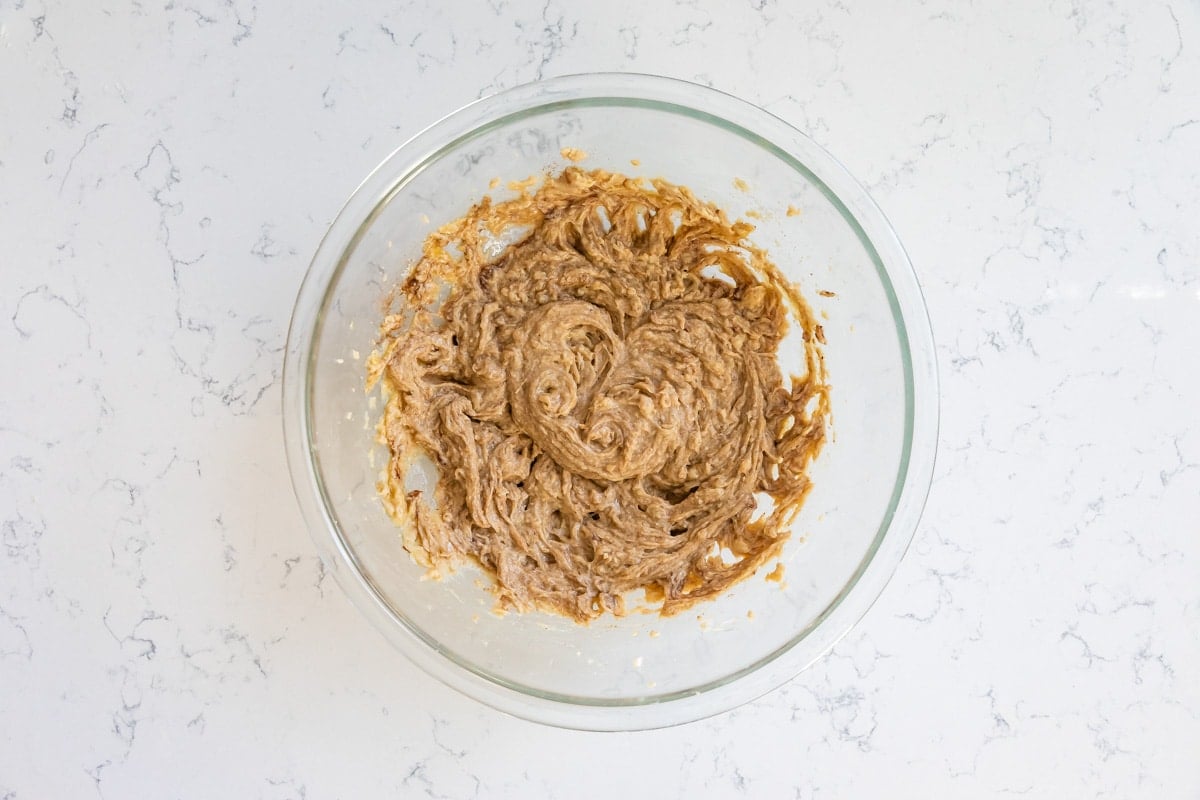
[304, 99, 910, 703]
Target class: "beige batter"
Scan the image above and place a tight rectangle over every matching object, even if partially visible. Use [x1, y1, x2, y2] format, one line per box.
[368, 167, 829, 622]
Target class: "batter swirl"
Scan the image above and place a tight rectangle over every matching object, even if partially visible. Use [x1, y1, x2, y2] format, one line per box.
[369, 167, 829, 622]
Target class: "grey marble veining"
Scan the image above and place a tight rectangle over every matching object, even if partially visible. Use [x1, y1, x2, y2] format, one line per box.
[1, 0, 1198, 796]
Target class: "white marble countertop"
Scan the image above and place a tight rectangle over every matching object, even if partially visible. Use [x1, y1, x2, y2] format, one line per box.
[3, 0, 1198, 796]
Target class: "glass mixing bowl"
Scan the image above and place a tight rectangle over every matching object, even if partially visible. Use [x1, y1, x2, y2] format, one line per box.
[282, 73, 938, 730]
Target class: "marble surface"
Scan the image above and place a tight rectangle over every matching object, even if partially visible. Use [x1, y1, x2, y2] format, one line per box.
[3, 0, 1198, 795]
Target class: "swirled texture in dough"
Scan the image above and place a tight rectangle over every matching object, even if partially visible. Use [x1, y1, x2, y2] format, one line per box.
[370, 167, 828, 622]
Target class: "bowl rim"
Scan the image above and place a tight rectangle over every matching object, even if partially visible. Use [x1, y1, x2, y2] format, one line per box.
[282, 72, 939, 731]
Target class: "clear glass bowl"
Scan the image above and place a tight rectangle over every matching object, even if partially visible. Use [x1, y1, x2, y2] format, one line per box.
[282, 73, 938, 730]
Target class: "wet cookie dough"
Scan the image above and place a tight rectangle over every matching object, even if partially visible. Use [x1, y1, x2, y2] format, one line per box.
[369, 167, 829, 622]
